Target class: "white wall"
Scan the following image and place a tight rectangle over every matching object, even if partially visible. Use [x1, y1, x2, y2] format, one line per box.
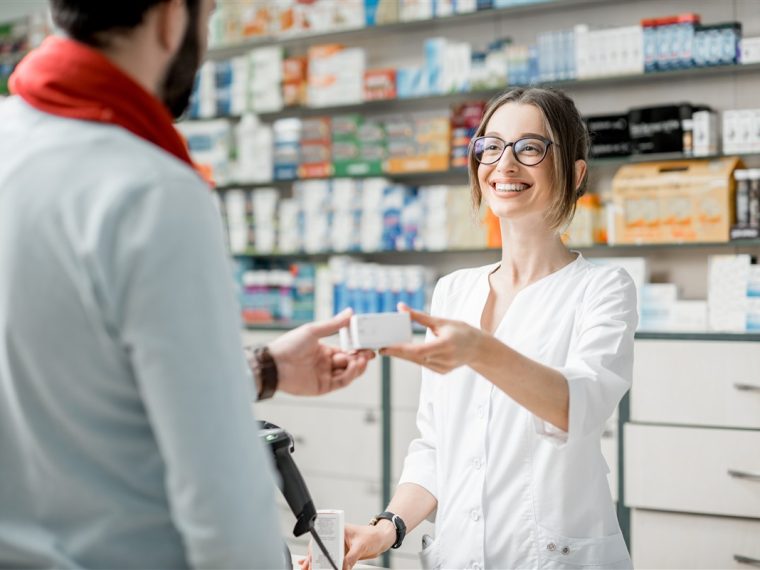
[0, 0, 48, 22]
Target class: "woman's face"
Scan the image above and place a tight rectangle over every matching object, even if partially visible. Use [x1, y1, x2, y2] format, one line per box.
[477, 102, 556, 225]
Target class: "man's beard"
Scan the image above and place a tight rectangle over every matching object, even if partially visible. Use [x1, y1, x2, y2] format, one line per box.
[161, 10, 201, 119]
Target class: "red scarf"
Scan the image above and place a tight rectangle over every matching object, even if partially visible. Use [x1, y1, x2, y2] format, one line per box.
[10, 36, 196, 170]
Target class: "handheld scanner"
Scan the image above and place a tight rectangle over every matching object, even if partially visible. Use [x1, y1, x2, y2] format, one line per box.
[258, 421, 317, 537]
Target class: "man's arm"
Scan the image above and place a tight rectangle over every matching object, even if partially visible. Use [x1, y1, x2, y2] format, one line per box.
[109, 173, 286, 568]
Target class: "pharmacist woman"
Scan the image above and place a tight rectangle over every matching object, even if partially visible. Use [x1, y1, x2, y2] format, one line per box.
[340, 87, 637, 569]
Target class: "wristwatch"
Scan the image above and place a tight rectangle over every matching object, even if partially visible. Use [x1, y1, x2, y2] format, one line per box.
[245, 345, 278, 400]
[369, 511, 406, 549]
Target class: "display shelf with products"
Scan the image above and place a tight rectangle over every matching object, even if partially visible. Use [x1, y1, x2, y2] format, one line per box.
[206, 0, 610, 59]
[212, 152, 760, 191]
[186, 62, 760, 123]
[231, 240, 760, 260]
[244, 322, 760, 341]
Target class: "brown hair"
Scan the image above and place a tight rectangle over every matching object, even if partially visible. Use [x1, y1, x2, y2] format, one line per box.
[468, 87, 590, 230]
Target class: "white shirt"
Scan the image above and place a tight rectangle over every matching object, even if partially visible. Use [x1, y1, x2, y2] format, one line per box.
[0, 98, 286, 568]
[399, 254, 637, 570]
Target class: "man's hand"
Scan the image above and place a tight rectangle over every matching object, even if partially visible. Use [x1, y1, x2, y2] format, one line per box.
[268, 309, 375, 396]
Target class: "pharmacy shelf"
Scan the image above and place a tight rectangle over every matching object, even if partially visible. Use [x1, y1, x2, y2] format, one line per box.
[206, 0, 607, 60]
[243, 322, 760, 341]
[215, 169, 468, 191]
[214, 151, 760, 191]
[243, 321, 310, 331]
[635, 332, 760, 342]
[189, 62, 760, 123]
[232, 240, 760, 260]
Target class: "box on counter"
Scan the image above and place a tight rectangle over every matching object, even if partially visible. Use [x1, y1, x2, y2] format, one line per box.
[708, 254, 751, 331]
[611, 157, 742, 244]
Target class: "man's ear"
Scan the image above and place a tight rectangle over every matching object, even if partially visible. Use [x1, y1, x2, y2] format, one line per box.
[155, 0, 188, 53]
[574, 159, 588, 192]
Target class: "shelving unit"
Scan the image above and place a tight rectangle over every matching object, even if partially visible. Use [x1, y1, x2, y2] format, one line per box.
[214, 150, 760, 191]
[194, 61, 760, 123]
[206, 0, 609, 59]
[219, 1, 760, 567]
[231, 239, 760, 262]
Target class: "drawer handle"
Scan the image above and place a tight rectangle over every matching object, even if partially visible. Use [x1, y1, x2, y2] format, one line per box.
[734, 383, 760, 392]
[728, 469, 760, 482]
[734, 554, 760, 568]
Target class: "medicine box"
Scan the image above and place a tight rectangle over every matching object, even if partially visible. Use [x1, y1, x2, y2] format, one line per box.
[611, 157, 742, 244]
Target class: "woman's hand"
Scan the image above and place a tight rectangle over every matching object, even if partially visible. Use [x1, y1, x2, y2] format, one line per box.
[380, 303, 485, 374]
[298, 521, 395, 570]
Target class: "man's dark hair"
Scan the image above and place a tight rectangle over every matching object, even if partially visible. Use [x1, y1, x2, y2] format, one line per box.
[49, 0, 200, 48]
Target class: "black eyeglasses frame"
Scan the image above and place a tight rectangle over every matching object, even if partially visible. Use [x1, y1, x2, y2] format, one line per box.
[470, 135, 554, 167]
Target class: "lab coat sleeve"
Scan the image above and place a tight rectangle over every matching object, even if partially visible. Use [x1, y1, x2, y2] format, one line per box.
[397, 279, 445, 508]
[533, 266, 638, 447]
[104, 172, 286, 569]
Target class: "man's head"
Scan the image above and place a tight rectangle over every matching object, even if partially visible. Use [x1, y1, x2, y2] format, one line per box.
[49, 0, 213, 117]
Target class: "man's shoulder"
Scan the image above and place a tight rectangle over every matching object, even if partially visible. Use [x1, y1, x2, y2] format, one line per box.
[1, 97, 203, 192]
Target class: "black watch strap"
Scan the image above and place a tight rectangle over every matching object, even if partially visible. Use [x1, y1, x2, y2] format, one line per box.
[369, 511, 406, 549]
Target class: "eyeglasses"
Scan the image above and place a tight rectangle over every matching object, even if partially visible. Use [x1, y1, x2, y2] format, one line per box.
[471, 135, 554, 166]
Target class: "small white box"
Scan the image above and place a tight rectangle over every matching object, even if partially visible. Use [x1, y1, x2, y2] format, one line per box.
[670, 300, 708, 332]
[722, 110, 740, 155]
[740, 37, 760, 64]
[339, 312, 412, 350]
[310, 509, 344, 570]
[692, 110, 719, 157]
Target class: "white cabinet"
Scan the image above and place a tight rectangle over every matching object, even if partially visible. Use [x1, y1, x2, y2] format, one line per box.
[632, 341, 760, 429]
[631, 510, 760, 570]
[626, 339, 760, 568]
[626, 424, 760, 518]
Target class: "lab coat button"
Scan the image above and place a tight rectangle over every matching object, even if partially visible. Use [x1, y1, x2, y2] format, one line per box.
[546, 542, 556, 552]
[470, 510, 480, 521]
[561, 546, 570, 555]
[476, 405, 485, 418]
[472, 564, 482, 570]
[472, 458, 482, 470]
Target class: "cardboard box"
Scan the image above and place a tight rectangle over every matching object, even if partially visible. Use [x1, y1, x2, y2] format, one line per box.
[612, 157, 742, 244]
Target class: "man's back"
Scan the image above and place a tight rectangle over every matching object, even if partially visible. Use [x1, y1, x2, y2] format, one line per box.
[0, 97, 285, 568]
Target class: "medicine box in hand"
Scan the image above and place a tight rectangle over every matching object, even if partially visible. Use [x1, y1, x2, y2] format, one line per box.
[339, 312, 413, 351]
[310, 509, 344, 570]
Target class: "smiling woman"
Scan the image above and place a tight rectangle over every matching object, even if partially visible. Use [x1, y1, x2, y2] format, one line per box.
[468, 87, 591, 230]
[334, 87, 638, 570]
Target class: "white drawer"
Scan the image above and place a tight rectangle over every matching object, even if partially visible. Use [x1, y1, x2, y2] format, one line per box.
[632, 340, 760, 429]
[253, 402, 382, 480]
[631, 509, 760, 569]
[625, 424, 760, 518]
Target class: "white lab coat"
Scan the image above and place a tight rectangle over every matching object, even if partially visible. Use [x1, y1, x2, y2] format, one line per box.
[399, 254, 637, 570]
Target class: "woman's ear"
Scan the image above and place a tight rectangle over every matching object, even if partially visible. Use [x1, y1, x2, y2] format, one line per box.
[574, 159, 588, 192]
